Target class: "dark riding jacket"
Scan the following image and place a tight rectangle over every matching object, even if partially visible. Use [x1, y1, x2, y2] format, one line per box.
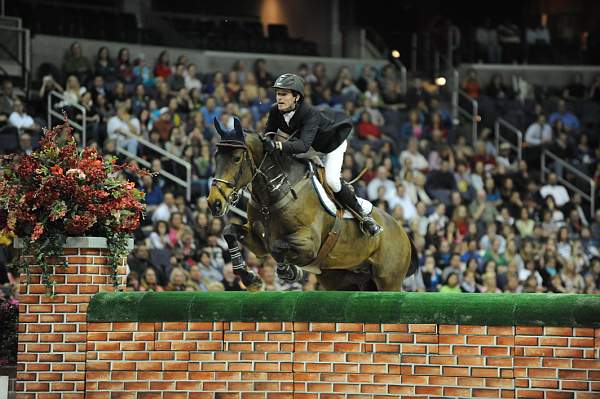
[265, 102, 353, 154]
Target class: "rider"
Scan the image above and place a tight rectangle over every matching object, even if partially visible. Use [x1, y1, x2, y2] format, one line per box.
[264, 73, 382, 236]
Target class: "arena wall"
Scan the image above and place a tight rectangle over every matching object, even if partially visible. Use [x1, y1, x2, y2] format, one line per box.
[82, 292, 600, 398]
[30, 35, 387, 82]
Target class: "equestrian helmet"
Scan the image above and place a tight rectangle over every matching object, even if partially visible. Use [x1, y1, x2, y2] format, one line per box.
[273, 73, 305, 98]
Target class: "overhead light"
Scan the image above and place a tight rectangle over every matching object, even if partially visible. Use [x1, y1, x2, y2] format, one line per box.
[391, 50, 400, 59]
[435, 77, 446, 86]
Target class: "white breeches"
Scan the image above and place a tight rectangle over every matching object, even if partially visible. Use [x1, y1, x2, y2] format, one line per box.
[324, 140, 347, 193]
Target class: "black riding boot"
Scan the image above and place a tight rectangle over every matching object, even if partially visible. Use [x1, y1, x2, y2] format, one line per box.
[334, 182, 383, 236]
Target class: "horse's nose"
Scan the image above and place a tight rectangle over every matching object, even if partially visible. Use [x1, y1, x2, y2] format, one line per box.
[211, 199, 222, 215]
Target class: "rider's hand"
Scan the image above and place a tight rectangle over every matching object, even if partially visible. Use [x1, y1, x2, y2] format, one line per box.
[265, 140, 282, 153]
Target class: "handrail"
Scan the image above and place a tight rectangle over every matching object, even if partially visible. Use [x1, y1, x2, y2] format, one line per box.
[458, 88, 479, 145]
[114, 129, 192, 201]
[541, 150, 596, 215]
[0, 24, 30, 94]
[494, 117, 522, 161]
[47, 90, 86, 146]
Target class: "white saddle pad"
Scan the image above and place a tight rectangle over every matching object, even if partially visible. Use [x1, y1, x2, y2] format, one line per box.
[311, 174, 373, 219]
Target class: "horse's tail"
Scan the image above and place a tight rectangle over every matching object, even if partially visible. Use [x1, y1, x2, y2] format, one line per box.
[405, 237, 419, 278]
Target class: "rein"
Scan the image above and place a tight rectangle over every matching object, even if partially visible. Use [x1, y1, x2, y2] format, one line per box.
[212, 131, 301, 215]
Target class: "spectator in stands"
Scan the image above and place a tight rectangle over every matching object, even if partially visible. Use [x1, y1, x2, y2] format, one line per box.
[387, 183, 417, 222]
[525, 113, 552, 146]
[525, 18, 551, 63]
[439, 272, 461, 293]
[200, 97, 222, 128]
[62, 42, 93, 84]
[111, 48, 131, 85]
[169, 64, 186, 93]
[589, 74, 600, 102]
[356, 111, 383, 141]
[62, 75, 84, 107]
[140, 268, 164, 292]
[38, 74, 64, 105]
[462, 69, 481, 99]
[94, 47, 117, 83]
[8, 99, 39, 132]
[107, 101, 141, 155]
[548, 99, 580, 132]
[426, 160, 456, 204]
[356, 65, 376, 93]
[133, 53, 154, 88]
[540, 173, 570, 208]
[475, 18, 502, 63]
[189, 264, 209, 292]
[563, 73, 587, 102]
[253, 58, 274, 88]
[497, 19, 522, 63]
[154, 50, 172, 79]
[333, 66, 360, 101]
[367, 166, 396, 201]
[400, 138, 429, 172]
[185, 63, 201, 91]
[400, 109, 426, 144]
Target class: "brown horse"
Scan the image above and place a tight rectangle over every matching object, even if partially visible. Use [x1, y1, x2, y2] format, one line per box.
[207, 118, 417, 291]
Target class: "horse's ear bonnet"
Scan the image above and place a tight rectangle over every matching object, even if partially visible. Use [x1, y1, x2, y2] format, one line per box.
[214, 117, 246, 148]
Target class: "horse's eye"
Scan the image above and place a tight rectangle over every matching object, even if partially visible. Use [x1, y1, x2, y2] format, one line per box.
[233, 156, 242, 163]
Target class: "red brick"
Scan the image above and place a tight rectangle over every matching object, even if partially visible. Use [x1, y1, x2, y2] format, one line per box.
[554, 348, 583, 358]
[530, 379, 559, 389]
[539, 337, 569, 346]
[442, 366, 470, 376]
[571, 338, 595, 347]
[516, 326, 543, 335]
[415, 386, 443, 395]
[459, 325, 487, 335]
[457, 377, 485, 387]
[439, 335, 465, 344]
[467, 335, 496, 345]
[515, 336, 538, 346]
[559, 370, 587, 380]
[382, 323, 408, 332]
[473, 389, 502, 398]
[516, 390, 545, 398]
[544, 326, 573, 336]
[561, 380, 589, 390]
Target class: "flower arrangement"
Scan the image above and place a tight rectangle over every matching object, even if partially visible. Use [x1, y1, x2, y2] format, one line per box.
[0, 119, 147, 293]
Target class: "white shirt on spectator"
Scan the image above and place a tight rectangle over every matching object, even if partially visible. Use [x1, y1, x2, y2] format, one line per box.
[185, 75, 202, 91]
[8, 112, 34, 129]
[367, 177, 396, 201]
[525, 122, 552, 145]
[107, 115, 141, 139]
[540, 184, 570, 207]
[399, 150, 429, 171]
[151, 203, 177, 224]
[387, 194, 417, 222]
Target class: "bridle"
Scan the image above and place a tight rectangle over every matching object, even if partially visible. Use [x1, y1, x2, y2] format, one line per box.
[211, 139, 267, 211]
[211, 131, 299, 215]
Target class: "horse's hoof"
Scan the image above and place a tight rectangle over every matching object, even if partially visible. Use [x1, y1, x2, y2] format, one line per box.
[246, 279, 264, 292]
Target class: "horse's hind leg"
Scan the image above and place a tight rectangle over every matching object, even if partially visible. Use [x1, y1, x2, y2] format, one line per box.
[223, 223, 264, 292]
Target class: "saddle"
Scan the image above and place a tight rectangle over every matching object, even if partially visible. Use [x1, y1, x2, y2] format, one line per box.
[293, 153, 372, 274]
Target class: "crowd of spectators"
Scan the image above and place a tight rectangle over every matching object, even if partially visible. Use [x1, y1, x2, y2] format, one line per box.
[0, 41, 599, 299]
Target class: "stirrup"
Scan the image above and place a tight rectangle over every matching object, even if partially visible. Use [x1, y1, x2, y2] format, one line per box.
[360, 216, 383, 237]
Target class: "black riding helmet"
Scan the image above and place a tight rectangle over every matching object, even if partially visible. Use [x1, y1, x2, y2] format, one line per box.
[272, 73, 305, 99]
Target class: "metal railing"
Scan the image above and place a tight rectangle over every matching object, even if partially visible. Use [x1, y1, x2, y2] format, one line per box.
[494, 117, 523, 161]
[114, 130, 192, 201]
[541, 150, 596, 216]
[47, 90, 86, 145]
[458, 88, 479, 145]
[0, 21, 31, 93]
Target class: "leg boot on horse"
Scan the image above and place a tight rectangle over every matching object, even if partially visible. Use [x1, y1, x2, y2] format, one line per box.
[223, 225, 264, 291]
[334, 180, 383, 236]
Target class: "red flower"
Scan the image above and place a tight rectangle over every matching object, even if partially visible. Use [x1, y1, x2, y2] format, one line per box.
[50, 164, 63, 176]
[31, 223, 44, 241]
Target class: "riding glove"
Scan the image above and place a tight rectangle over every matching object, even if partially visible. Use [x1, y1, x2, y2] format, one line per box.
[265, 140, 283, 153]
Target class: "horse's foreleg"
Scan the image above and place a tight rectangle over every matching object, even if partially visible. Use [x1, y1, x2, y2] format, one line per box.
[223, 224, 264, 292]
[277, 262, 305, 283]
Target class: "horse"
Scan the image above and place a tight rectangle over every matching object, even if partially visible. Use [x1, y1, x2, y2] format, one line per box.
[207, 118, 418, 291]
